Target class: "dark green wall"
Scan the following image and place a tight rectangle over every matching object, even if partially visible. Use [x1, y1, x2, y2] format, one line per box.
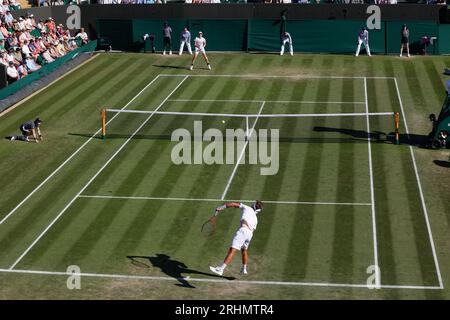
[97, 19, 445, 55]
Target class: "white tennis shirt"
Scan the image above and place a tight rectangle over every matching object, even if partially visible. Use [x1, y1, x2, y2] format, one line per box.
[239, 203, 258, 232]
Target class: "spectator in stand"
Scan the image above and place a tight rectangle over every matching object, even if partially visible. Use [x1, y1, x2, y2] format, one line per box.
[12, 47, 22, 64]
[400, 24, 410, 57]
[1, 22, 10, 38]
[6, 61, 19, 83]
[179, 27, 192, 55]
[25, 56, 41, 72]
[46, 17, 56, 34]
[162, 21, 172, 55]
[54, 39, 67, 56]
[4, 9, 14, 28]
[21, 39, 31, 58]
[7, 47, 20, 66]
[17, 61, 27, 78]
[42, 48, 54, 63]
[76, 27, 89, 45]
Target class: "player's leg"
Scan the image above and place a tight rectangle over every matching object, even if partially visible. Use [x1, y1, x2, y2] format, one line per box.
[169, 38, 172, 55]
[179, 40, 185, 55]
[240, 232, 252, 275]
[201, 51, 211, 70]
[210, 228, 245, 275]
[187, 43, 192, 55]
[355, 39, 362, 56]
[280, 41, 285, 55]
[406, 43, 410, 57]
[240, 249, 249, 275]
[190, 51, 199, 70]
[400, 43, 403, 57]
[210, 248, 237, 276]
[289, 41, 293, 56]
[365, 41, 371, 56]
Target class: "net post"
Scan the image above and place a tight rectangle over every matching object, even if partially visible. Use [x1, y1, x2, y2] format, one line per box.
[394, 112, 400, 145]
[101, 108, 106, 140]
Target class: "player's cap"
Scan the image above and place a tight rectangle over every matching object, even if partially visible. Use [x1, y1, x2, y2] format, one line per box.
[199, 31, 203, 34]
[35, 118, 42, 125]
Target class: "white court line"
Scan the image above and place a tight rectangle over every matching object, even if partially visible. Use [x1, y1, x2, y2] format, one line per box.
[364, 77, 381, 289]
[159, 74, 395, 80]
[78, 194, 372, 206]
[393, 77, 444, 289]
[167, 99, 366, 105]
[220, 101, 266, 200]
[0, 74, 163, 226]
[0, 268, 441, 290]
[7, 76, 189, 271]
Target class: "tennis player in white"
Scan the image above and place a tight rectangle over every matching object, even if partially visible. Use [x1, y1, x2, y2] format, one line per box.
[209, 201, 263, 276]
[280, 31, 293, 56]
[190, 31, 211, 71]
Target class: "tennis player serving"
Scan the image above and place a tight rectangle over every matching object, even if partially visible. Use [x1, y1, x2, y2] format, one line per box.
[209, 200, 263, 276]
[190, 31, 211, 71]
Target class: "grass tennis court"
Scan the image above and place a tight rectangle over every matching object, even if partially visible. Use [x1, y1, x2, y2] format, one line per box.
[1, 52, 450, 299]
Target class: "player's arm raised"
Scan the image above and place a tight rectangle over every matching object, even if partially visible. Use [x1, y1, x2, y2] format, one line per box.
[215, 202, 240, 215]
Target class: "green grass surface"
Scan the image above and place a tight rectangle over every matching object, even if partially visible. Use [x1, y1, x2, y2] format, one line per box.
[0, 52, 450, 299]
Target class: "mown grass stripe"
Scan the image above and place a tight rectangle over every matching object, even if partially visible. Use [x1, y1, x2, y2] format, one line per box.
[253, 58, 312, 279]
[330, 59, 356, 283]
[283, 57, 333, 282]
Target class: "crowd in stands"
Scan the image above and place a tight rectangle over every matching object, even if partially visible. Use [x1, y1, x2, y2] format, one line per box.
[76, 0, 450, 4]
[0, 0, 21, 12]
[0, 12, 89, 84]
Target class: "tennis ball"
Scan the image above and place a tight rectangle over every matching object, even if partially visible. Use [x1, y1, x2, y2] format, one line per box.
[222, 120, 226, 124]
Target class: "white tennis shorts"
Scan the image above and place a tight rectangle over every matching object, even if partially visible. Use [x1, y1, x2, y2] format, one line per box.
[195, 47, 205, 54]
[230, 227, 253, 251]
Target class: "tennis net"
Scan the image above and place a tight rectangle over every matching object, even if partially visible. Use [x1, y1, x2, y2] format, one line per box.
[100, 108, 400, 144]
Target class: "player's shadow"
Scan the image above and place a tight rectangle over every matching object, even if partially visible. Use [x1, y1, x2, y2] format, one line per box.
[312, 126, 429, 147]
[433, 160, 450, 168]
[127, 253, 235, 288]
[152, 64, 191, 70]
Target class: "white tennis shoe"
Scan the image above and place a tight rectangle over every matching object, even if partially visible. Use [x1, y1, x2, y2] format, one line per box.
[209, 266, 223, 276]
[240, 266, 248, 275]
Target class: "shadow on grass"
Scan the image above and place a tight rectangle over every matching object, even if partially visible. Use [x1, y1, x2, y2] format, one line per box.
[69, 128, 430, 146]
[433, 160, 450, 168]
[313, 126, 430, 147]
[127, 253, 235, 288]
[152, 64, 190, 70]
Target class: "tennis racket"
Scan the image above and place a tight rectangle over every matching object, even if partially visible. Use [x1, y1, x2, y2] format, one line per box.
[201, 214, 217, 237]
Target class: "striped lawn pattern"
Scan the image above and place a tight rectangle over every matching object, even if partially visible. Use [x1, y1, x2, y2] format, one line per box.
[0, 53, 449, 299]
